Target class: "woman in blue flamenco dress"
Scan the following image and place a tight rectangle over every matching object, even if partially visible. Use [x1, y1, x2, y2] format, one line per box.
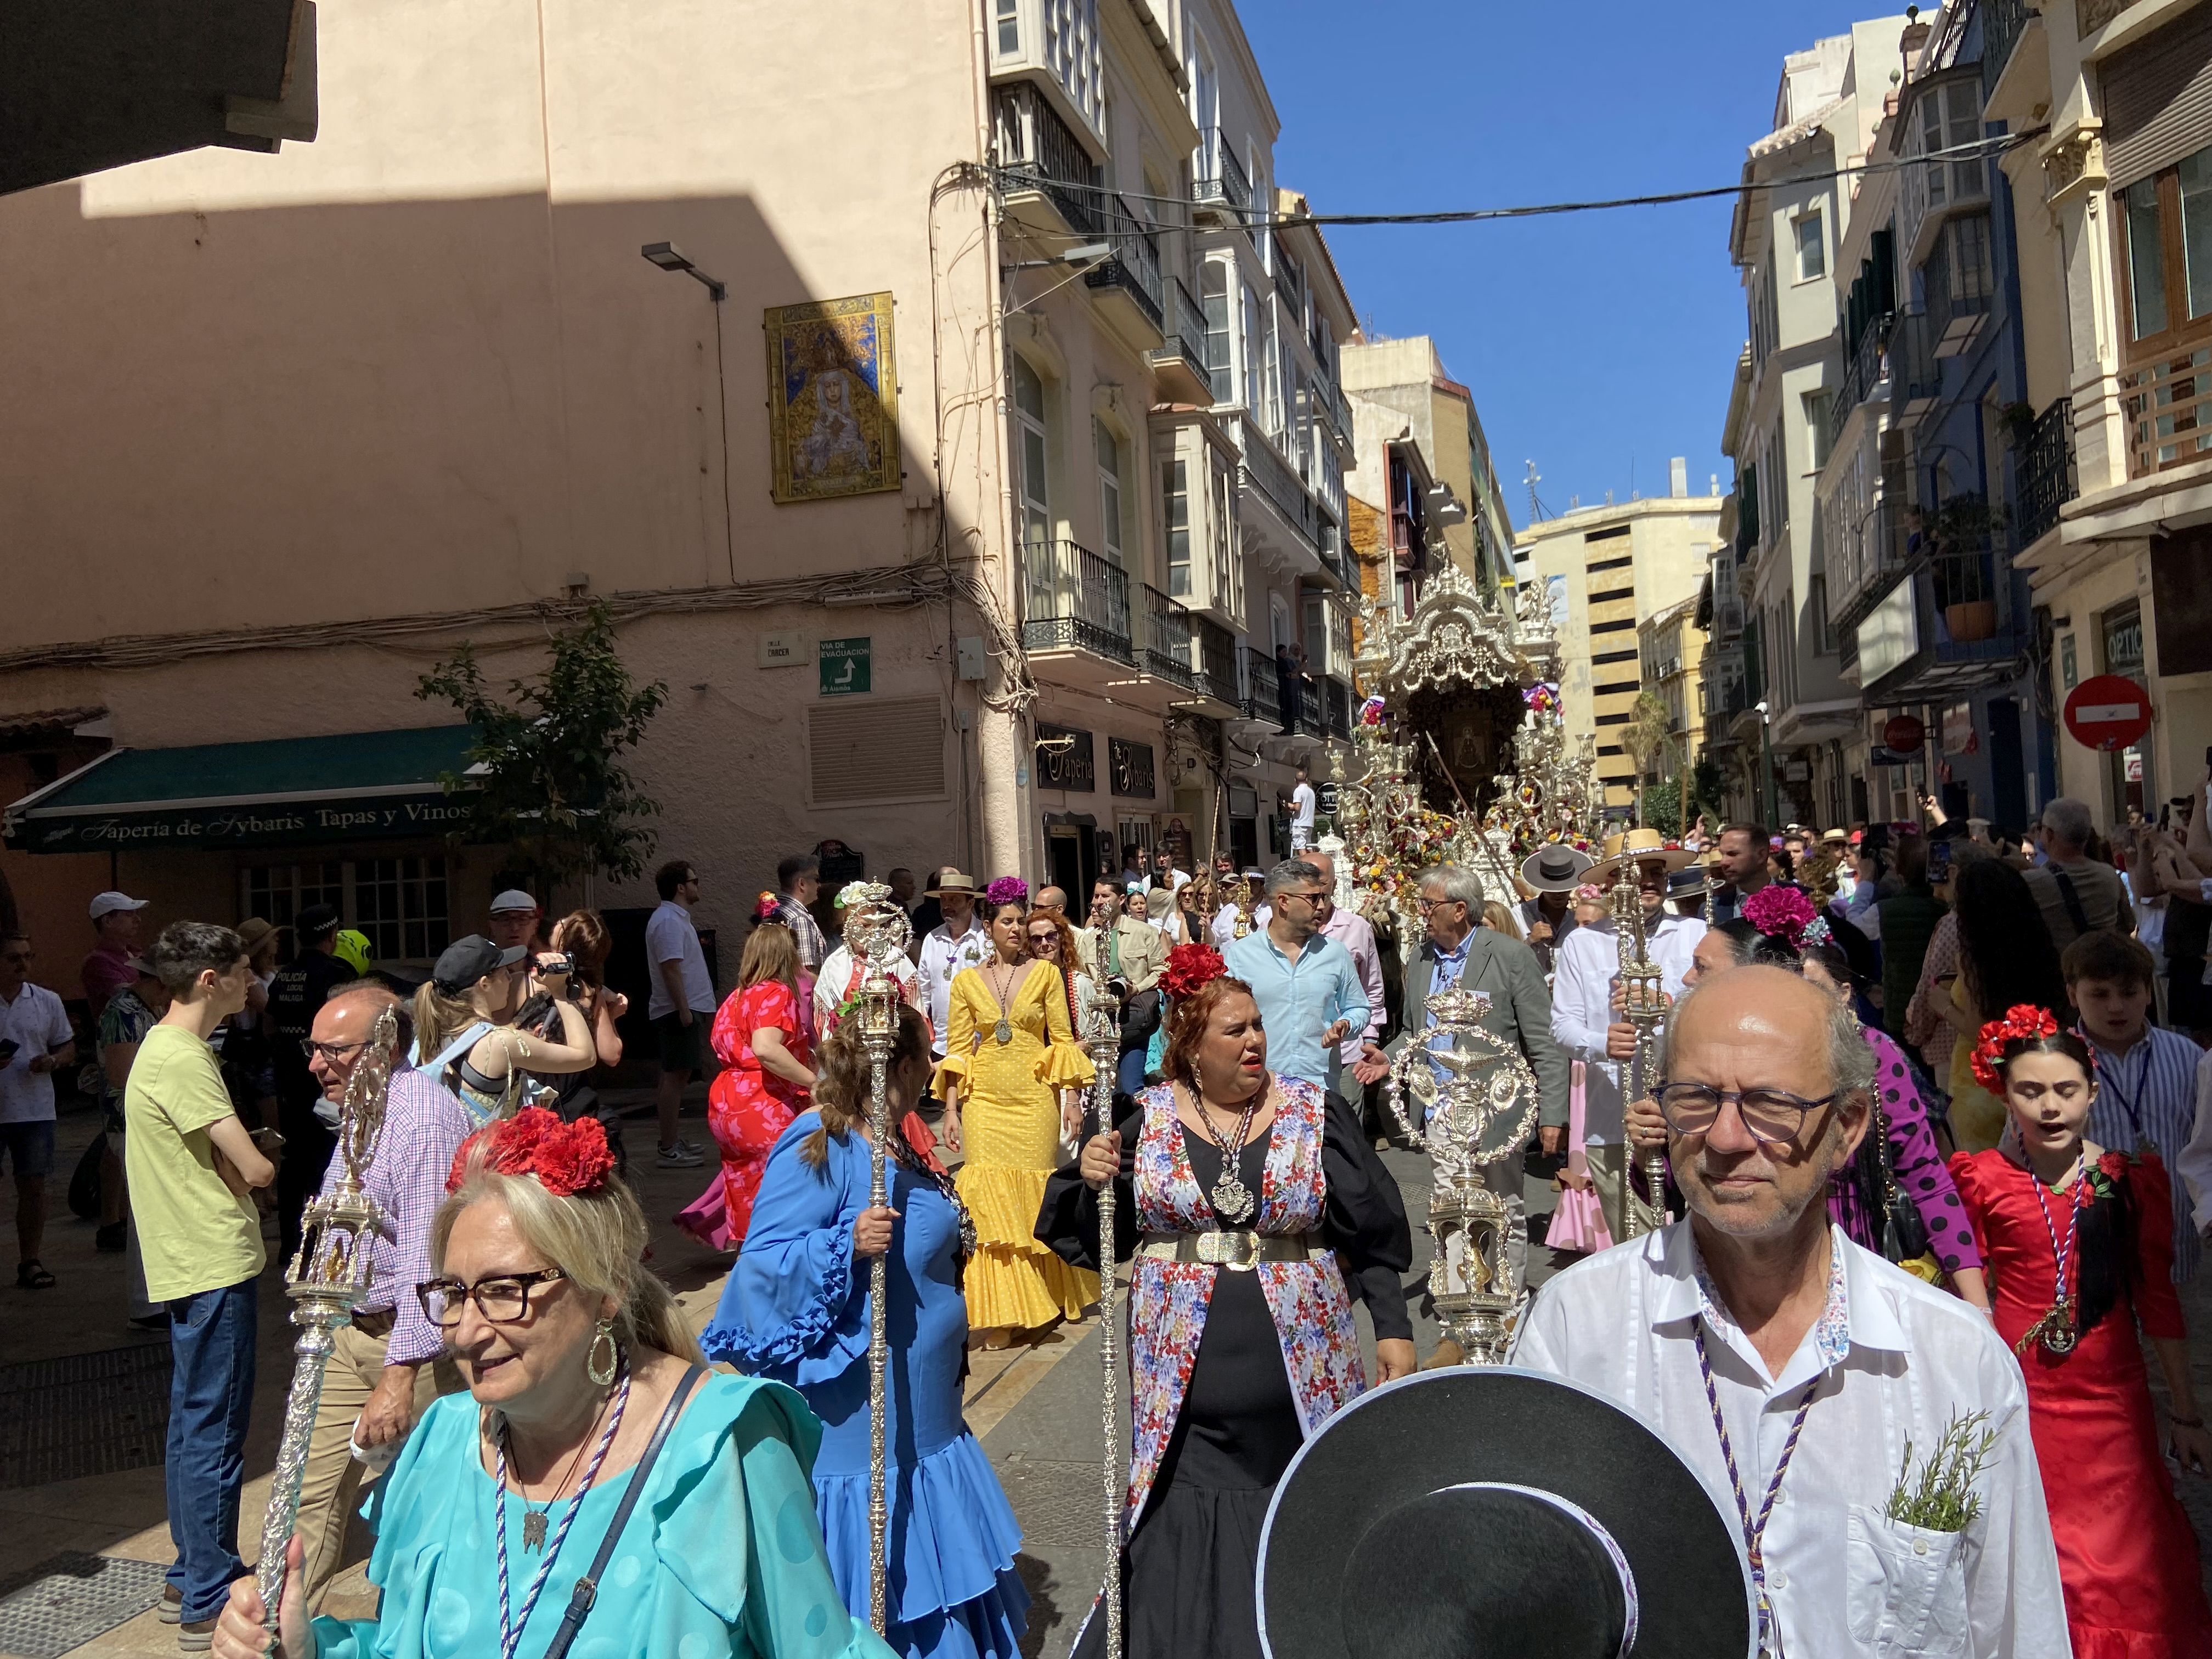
[706, 1005, 1028, 1659]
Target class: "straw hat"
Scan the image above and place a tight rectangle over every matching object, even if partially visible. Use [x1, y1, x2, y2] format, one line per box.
[1584, 827, 1694, 884]
[924, 870, 980, 898]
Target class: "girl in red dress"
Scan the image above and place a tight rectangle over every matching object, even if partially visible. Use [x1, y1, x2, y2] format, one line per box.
[1949, 1005, 2212, 1658]
[703, 912, 817, 1246]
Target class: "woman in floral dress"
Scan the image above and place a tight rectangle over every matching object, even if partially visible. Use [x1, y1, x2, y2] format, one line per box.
[703, 915, 816, 1247]
[1038, 945, 1413, 1659]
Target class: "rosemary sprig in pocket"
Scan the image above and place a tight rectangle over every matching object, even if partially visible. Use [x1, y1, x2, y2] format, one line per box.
[1884, 1410, 1997, 1533]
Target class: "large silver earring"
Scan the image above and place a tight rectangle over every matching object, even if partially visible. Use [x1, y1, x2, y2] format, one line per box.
[586, 1318, 619, 1386]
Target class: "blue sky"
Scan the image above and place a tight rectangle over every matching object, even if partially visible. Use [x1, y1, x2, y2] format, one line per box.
[1245, 0, 1893, 530]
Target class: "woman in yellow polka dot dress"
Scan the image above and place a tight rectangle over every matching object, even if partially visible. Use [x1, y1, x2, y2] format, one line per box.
[934, 878, 1098, 1341]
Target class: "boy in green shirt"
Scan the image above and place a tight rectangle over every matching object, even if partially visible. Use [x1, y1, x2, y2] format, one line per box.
[125, 922, 275, 1644]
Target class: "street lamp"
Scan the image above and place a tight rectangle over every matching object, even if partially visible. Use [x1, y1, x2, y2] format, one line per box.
[641, 241, 726, 301]
[641, 241, 733, 583]
[1754, 698, 1778, 829]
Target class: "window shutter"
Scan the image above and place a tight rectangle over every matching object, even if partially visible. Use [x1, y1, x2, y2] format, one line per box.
[2102, 7, 2212, 190]
[806, 696, 947, 804]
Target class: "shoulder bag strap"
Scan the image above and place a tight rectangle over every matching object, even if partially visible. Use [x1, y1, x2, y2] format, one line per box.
[2048, 867, 2094, 938]
[415, 1019, 495, 1075]
[541, 1365, 707, 1659]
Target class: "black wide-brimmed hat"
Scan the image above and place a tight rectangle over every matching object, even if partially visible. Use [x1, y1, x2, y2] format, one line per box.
[1257, 1368, 1754, 1659]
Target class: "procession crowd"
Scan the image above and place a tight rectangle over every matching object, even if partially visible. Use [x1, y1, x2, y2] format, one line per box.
[9, 779, 2212, 1657]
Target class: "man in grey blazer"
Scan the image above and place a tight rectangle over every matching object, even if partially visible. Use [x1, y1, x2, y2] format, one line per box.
[1358, 862, 1570, 1289]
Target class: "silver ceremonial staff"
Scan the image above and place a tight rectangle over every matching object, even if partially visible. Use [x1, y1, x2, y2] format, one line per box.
[841, 882, 912, 1635]
[1608, 861, 1668, 1239]
[256, 1002, 399, 1633]
[1085, 996, 1124, 1655]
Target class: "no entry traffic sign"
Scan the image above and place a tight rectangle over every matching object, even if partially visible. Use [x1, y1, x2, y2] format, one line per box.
[2063, 674, 2152, 752]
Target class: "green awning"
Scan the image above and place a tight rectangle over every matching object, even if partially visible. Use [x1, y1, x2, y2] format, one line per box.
[4, 726, 484, 853]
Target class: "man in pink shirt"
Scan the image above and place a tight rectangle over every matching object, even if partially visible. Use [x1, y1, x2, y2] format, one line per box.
[81, 891, 150, 1022]
[1306, 850, 1385, 1076]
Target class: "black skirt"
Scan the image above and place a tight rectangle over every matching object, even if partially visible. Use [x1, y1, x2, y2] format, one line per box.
[1043, 1095, 1411, 1659]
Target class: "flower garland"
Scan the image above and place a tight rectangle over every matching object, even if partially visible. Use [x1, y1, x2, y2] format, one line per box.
[447, 1105, 617, 1198]
[1970, 1003, 2063, 1096]
[753, 891, 782, 924]
[984, 876, 1029, 907]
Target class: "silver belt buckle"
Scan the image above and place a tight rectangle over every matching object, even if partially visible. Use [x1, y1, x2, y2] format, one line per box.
[1195, 1229, 1259, 1271]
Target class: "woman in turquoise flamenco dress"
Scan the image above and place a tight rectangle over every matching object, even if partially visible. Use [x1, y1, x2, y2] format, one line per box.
[208, 1107, 891, 1659]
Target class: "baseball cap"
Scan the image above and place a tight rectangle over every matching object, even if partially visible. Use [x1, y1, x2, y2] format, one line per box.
[431, 934, 528, 995]
[89, 891, 149, 921]
[489, 889, 539, 915]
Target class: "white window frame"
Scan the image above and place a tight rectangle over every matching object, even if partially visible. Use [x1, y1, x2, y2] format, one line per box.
[1795, 208, 1826, 283]
[1096, 416, 1125, 565]
[1012, 354, 1051, 546]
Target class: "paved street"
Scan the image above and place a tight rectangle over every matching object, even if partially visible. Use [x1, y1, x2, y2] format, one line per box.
[9, 1087, 2212, 1657]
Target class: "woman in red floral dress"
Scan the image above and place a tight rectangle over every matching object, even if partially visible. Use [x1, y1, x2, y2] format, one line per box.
[1949, 1006, 2212, 1658]
[703, 913, 817, 1246]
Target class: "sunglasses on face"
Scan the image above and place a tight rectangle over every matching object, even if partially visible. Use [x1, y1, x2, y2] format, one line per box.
[1028, 932, 1060, 947]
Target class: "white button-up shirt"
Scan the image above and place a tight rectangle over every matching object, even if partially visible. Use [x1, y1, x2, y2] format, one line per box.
[915, 920, 991, 1059]
[1511, 1222, 2067, 1659]
[1549, 912, 1705, 1144]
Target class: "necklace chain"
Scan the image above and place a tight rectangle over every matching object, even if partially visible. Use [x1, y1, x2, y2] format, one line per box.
[2021, 1150, 2087, 1356]
[493, 1362, 630, 1659]
[1188, 1084, 1265, 1223]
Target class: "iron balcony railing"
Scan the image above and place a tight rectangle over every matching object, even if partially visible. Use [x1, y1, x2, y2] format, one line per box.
[1240, 645, 1283, 727]
[1892, 308, 1942, 413]
[1194, 128, 1250, 216]
[1825, 311, 1894, 454]
[1084, 193, 1164, 329]
[1278, 666, 1314, 736]
[1196, 616, 1240, 707]
[1323, 678, 1351, 742]
[1861, 533, 2030, 698]
[993, 84, 1103, 238]
[1137, 584, 1199, 689]
[2016, 396, 2078, 546]
[1982, 0, 2032, 93]
[1830, 499, 1914, 635]
[1021, 538, 1132, 663]
[1152, 273, 1209, 383]
[1273, 237, 1305, 314]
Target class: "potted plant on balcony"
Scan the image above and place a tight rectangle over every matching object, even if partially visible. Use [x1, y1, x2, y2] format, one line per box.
[1927, 497, 2002, 644]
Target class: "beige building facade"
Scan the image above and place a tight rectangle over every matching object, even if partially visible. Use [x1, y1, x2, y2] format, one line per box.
[1993, 0, 2212, 825]
[1513, 489, 1722, 812]
[0, 0, 1369, 981]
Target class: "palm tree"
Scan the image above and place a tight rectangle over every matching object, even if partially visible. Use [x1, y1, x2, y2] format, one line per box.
[1620, 689, 1675, 827]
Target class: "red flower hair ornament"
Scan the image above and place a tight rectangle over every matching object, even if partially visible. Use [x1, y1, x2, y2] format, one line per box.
[1742, 884, 1818, 947]
[1970, 1004, 2065, 1096]
[445, 1105, 617, 1198]
[1164, 941, 1228, 1001]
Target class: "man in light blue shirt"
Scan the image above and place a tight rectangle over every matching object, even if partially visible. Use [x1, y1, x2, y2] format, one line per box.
[1223, 859, 1369, 1090]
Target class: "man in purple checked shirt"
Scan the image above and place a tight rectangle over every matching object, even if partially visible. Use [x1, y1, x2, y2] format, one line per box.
[284, 981, 473, 1614]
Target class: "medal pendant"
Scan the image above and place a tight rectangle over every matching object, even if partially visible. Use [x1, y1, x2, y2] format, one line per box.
[1210, 1173, 1255, 1223]
[523, 1509, 548, 1552]
[994, 1019, 1013, 1045]
[2040, 1300, 2077, 1356]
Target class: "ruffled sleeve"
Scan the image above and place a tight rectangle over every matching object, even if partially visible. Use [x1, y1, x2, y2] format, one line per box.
[1035, 1096, 1144, 1269]
[930, 972, 979, 1094]
[1033, 964, 1096, 1089]
[701, 1116, 868, 1385]
[649, 1376, 894, 1657]
[2125, 1152, 2187, 1341]
[1319, 1088, 1414, 1341]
